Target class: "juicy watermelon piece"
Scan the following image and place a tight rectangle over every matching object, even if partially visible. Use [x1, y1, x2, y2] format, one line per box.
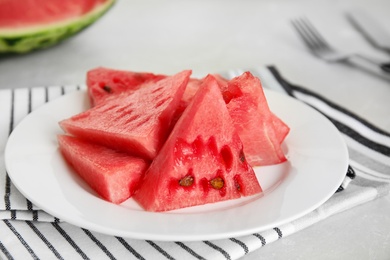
[133, 75, 262, 212]
[173, 78, 203, 124]
[213, 73, 289, 144]
[223, 72, 288, 166]
[271, 111, 290, 144]
[58, 135, 148, 204]
[170, 72, 289, 166]
[60, 70, 191, 160]
[0, 0, 115, 53]
[87, 67, 166, 106]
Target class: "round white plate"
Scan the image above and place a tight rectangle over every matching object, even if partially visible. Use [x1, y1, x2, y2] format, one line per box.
[5, 89, 348, 241]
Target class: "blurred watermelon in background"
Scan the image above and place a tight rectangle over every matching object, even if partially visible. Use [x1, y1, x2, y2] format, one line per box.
[0, 0, 115, 54]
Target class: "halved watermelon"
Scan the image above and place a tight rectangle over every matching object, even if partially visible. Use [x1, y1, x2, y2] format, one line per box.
[222, 72, 288, 166]
[58, 135, 148, 204]
[60, 70, 191, 160]
[87, 67, 166, 106]
[133, 75, 262, 212]
[0, 0, 115, 53]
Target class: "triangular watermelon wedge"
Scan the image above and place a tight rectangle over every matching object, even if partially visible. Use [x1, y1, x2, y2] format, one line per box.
[58, 135, 148, 204]
[172, 72, 289, 166]
[271, 111, 290, 144]
[87, 67, 166, 106]
[214, 73, 289, 146]
[222, 72, 288, 166]
[133, 75, 262, 212]
[60, 70, 191, 160]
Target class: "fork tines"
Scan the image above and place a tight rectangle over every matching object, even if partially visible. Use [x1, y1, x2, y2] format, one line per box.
[291, 17, 333, 52]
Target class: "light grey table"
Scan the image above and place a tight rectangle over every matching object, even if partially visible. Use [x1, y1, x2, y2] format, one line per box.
[1, 0, 390, 259]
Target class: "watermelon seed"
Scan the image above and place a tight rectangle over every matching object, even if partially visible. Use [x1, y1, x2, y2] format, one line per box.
[234, 175, 242, 192]
[102, 85, 112, 93]
[239, 150, 246, 163]
[179, 175, 194, 187]
[210, 177, 224, 190]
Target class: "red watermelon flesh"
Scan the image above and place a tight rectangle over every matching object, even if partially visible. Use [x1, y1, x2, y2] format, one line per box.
[172, 78, 203, 124]
[0, 0, 109, 28]
[224, 72, 287, 166]
[133, 75, 262, 212]
[58, 135, 148, 204]
[87, 67, 166, 106]
[170, 72, 289, 166]
[60, 70, 191, 160]
[213, 73, 289, 145]
[271, 111, 290, 144]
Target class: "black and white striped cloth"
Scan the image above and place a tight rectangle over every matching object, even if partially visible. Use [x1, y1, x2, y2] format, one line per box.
[1, 66, 389, 260]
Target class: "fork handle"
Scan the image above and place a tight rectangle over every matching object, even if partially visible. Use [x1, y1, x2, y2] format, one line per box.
[381, 63, 390, 73]
[347, 54, 390, 81]
[356, 55, 390, 74]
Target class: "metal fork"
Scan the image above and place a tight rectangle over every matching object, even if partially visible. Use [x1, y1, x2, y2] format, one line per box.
[291, 17, 390, 79]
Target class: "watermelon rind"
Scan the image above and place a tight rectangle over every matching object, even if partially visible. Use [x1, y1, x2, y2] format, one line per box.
[0, 0, 115, 54]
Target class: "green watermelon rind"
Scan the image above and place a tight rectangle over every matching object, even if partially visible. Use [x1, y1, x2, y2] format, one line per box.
[0, 0, 115, 54]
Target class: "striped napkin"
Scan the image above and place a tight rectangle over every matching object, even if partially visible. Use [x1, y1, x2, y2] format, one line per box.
[1, 66, 389, 260]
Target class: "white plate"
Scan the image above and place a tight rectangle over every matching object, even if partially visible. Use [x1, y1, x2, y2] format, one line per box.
[5, 89, 348, 241]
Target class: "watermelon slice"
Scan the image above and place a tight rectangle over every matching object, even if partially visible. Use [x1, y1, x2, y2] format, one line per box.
[213, 73, 289, 145]
[271, 111, 290, 144]
[133, 75, 262, 212]
[60, 70, 191, 160]
[58, 135, 148, 204]
[169, 72, 289, 166]
[87, 67, 166, 106]
[0, 0, 115, 54]
[222, 72, 288, 166]
[173, 78, 203, 124]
